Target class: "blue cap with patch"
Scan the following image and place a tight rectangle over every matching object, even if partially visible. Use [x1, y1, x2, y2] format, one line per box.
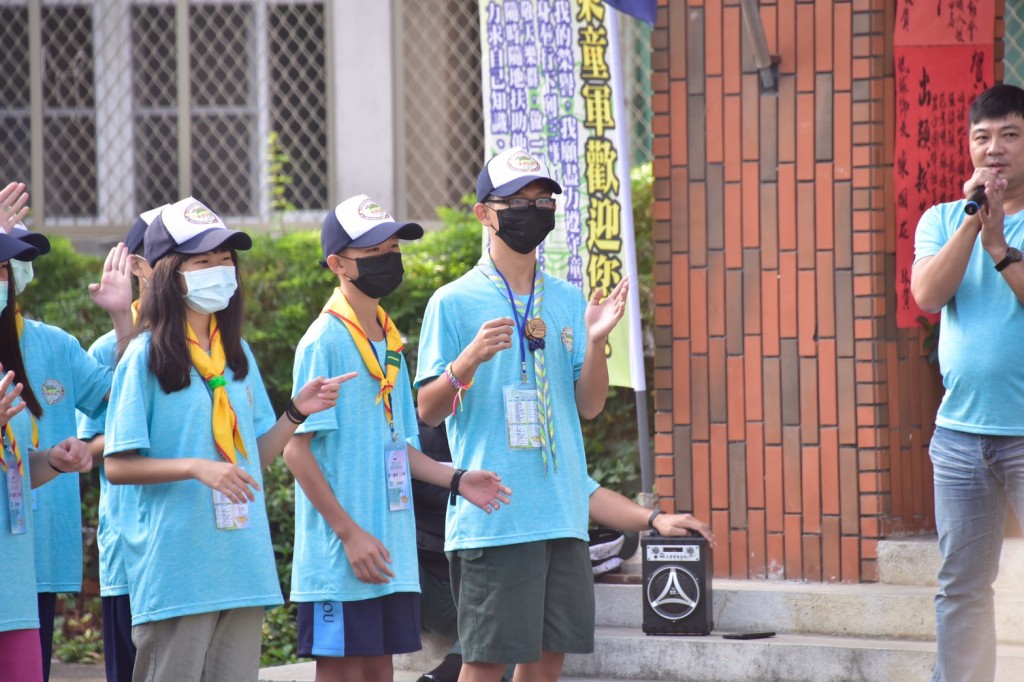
[125, 204, 169, 255]
[476, 147, 562, 203]
[144, 197, 252, 266]
[320, 194, 423, 265]
[0, 231, 40, 263]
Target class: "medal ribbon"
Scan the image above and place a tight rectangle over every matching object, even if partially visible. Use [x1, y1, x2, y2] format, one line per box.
[477, 256, 557, 472]
[323, 288, 403, 433]
[186, 317, 249, 465]
[3, 310, 39, 474]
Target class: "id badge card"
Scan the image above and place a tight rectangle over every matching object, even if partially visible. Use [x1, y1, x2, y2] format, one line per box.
[6, 463, 27, 535]
[503, 384, 543, 450]
[386, 446, 412, 512]
[213, 490, 251, 530]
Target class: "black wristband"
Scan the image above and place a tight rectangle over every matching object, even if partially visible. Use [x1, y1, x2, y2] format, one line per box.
[46, 449, 67, 475]
[449, 469, 467, 506]
[285, 400, 308, 425]
[647, 509, 663, 531]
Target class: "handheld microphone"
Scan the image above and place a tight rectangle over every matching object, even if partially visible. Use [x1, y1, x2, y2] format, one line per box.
[964, 186, 987, 215]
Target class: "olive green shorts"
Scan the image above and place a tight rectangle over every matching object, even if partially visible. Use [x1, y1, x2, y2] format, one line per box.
[448, 538, 595, 664]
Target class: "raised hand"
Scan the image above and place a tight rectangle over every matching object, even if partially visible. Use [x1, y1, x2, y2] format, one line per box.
[456, 469, 512, 513]
[0, 182, 29, 232]
[340, 526, 394, 584]
[291, 372, 358, 417]
[585, 277, 629, 342]
[0, 368, 26, 428]
[191, 459, 261, 504]
[88, 242, 133, 314]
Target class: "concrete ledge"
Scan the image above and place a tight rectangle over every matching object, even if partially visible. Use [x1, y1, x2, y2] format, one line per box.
[563, 627, 1024, 682]
[878, 536, 1024, 589]
[595, 580, 1024, 644]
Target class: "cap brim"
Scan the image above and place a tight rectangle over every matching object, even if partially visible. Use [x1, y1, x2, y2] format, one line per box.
[14, 231, 50, 255]
[347, 221, 424, 249]
[174, 228, 253, 256]
[124, 217, 148, 254]
[487, 176, 563, 201]
[0, 233, 40, 262]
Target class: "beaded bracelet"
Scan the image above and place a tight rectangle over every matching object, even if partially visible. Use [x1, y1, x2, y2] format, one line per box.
[445, 362, 474, 415]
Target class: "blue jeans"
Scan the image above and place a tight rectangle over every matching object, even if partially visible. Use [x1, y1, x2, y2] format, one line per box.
[929, 427, 1024, 682]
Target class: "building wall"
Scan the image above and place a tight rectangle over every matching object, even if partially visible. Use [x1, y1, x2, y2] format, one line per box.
[650, 0, 953, 583]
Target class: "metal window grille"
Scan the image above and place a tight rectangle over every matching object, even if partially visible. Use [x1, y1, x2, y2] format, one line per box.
[1007, 0, 1024, 86]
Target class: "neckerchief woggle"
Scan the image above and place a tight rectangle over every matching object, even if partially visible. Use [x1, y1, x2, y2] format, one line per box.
[323, 288, 403, 441]
[2, 310, 39, 475]
[476, 255, 557, 472]
[186, 316, 249, 465]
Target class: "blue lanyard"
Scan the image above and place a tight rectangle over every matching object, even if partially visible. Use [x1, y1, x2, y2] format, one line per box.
[491, 264, 536, 384]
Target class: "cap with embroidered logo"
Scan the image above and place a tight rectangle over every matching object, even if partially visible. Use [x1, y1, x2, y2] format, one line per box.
[144, 197, 252, 266]
[476, 147, 563, 203]
[320, 194, 423, 264]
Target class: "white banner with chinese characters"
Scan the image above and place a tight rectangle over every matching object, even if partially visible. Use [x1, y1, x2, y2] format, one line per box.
[479, 0, 644, 390]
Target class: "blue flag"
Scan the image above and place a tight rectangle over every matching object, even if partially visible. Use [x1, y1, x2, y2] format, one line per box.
[605, 0, 657, 26]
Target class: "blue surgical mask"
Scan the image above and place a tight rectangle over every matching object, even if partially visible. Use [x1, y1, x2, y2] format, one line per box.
[179, 265, 237, 314]
[10, 259, 33, 295]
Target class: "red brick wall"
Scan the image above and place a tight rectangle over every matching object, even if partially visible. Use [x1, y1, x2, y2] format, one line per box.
[651, 0, 948, 583]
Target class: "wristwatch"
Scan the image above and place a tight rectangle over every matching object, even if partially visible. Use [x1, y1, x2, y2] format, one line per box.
[995, 247, 1023, 272]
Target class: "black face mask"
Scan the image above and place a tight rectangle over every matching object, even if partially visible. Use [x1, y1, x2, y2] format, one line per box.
[494, 207, 556, 254]
[347, 251, 404, 299]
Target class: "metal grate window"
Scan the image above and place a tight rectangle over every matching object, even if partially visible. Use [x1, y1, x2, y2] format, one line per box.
[1007, 0, 1024, 86]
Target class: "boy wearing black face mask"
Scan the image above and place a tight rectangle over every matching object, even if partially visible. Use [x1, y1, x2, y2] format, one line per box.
[284, 195, 513, 682]
[416, 150, 713, 682]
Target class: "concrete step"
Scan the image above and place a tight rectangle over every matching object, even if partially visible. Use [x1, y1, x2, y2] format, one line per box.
[878, 536, 1024, 588]
[259, 661, 648, 682]
[562, 627, 1024, 682]
[594, 580, 1024, 644]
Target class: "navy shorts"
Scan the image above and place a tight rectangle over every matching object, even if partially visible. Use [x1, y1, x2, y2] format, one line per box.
[297, 593, 421, 658]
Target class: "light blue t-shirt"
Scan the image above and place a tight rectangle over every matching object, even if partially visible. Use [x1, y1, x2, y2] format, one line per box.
[77, 329, 134, 597]
[20, 319, 111, 592]
[290, 314, 420, 602]
[0, 417, 39, 632]
[915, 200, 1024, 434]
[103, 332, 283, 625]
[414, 268, 601, 551]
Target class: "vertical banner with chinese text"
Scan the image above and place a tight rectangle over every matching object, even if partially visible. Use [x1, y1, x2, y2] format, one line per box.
[893, 1, 994, 328]
[480, 0, 644, 389]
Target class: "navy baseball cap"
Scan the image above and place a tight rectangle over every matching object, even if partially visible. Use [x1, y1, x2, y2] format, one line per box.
[476, 147, 562, 203]
[0, 231, 40, 263]
[11, 222, 50, 255]
[144, 197, 252, 266]
[320, 195, 423, 265]
[125, 204, 169, 255]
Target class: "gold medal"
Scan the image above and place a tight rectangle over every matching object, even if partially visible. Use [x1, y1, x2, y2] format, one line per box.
[525, 317, 547, 340]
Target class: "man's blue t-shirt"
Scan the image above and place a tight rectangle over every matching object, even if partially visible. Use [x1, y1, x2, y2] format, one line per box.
[0, 416, 39, 632]
[915, 199, 1024, 435]
[77, 329, 134, 598]
[104, 332, 283, 625]
[414, 268, 600, 552]
[20, 319, 111, 592]
[290, 313, 420, 602]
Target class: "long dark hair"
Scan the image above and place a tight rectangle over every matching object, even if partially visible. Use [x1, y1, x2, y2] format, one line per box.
[135, 250, 249, 394]
[0, 264, 43, 418]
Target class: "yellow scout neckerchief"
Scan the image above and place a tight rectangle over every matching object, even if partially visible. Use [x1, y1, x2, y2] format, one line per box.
[323, 288, 403, 434]
[186, 317, 248, 465]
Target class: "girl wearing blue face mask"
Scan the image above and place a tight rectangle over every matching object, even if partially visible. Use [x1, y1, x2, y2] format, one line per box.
[103, 197, 354, 682]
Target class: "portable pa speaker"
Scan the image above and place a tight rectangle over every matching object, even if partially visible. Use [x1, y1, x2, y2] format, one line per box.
[641, 533, 713, 635]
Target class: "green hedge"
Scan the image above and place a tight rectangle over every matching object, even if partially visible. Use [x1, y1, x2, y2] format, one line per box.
[23, 164, 655, 666]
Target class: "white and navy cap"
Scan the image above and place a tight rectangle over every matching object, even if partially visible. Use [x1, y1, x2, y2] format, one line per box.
[144, 197, 252, 266]
[0, 230, 40, 263]
[476, 147, 563, 203]
[320, 194, 423, 264]
[10, 222, 51, 255]
[125, 204, 169, 255]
